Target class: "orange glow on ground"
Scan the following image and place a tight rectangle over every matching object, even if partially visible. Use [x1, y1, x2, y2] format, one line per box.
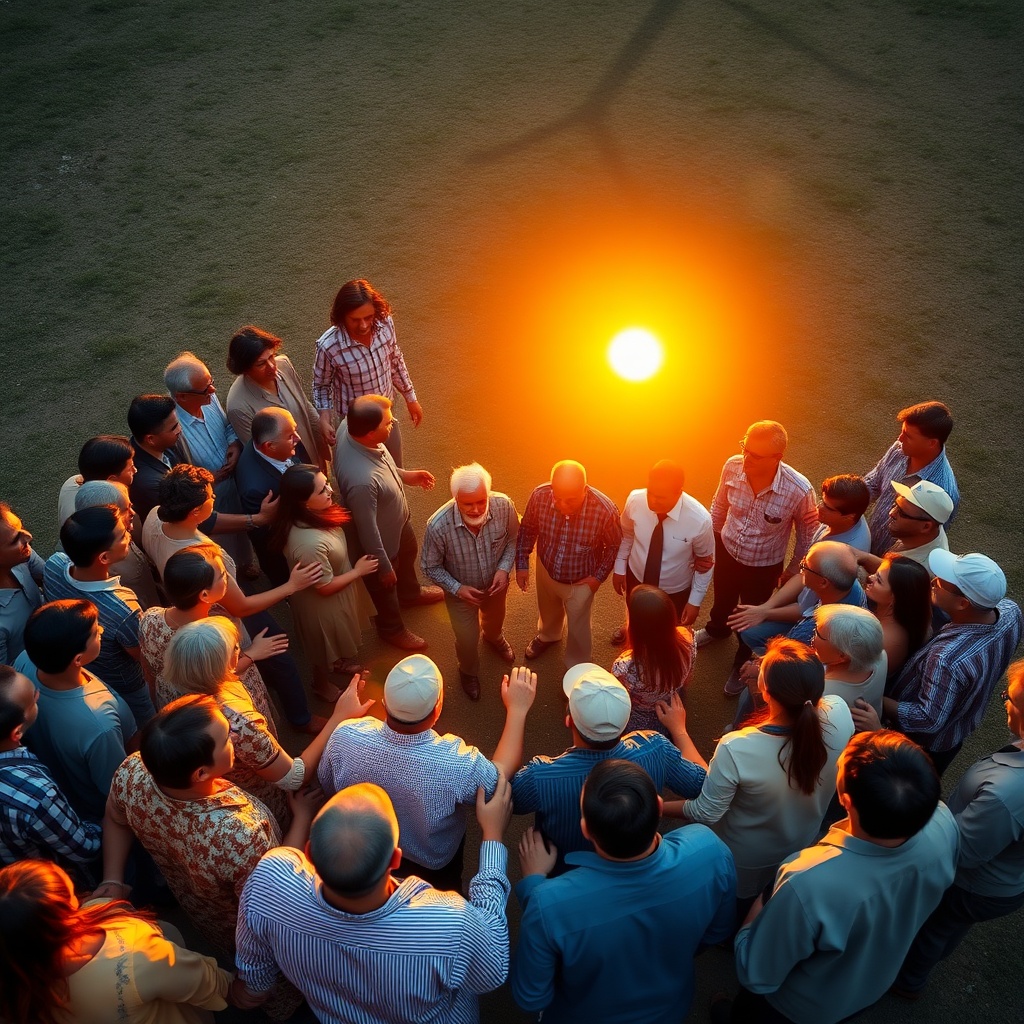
[608, 328, 663, 381]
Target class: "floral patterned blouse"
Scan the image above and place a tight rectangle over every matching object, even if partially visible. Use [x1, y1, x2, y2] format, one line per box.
[612, 630, 696, 736]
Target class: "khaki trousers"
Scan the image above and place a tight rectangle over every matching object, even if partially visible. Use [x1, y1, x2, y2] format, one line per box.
[536, 558, 595, 669]
[444, 590, 508, 676]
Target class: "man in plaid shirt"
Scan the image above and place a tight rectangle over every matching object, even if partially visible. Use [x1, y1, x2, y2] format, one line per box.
[515, 461, 621, 669]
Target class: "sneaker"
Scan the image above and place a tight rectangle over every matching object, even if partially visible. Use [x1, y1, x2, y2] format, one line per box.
[723, 669, 746, 697]
[693, 628, 719, 648]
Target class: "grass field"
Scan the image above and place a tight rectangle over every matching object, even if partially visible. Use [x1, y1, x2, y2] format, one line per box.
[3, 2, 1022, 1021]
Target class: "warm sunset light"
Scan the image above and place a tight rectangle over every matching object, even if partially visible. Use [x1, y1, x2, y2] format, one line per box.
[608, 328, 663, 381]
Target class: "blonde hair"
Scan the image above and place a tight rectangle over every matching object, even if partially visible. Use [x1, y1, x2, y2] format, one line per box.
[163, 617, 238, 696]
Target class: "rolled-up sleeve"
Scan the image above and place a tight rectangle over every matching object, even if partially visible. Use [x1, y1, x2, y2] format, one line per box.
[459, 840, 511, 993]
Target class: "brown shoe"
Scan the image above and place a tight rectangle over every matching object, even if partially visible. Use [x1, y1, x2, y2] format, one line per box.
[484, 635, 515, 663]
[380, 628, 428, 652]
[610, 625, 627, 645]
[460, 672, 481, 700]
[399, 586, 445, 608]
[295, 714, 329, 736]
[525, 635, 557, 659]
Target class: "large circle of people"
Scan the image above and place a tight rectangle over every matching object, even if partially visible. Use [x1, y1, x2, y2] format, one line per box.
[0, 278, 1021, 1024]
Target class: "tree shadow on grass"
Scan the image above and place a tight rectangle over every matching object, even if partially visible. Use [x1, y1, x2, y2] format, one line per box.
[466, 0, 879, 182]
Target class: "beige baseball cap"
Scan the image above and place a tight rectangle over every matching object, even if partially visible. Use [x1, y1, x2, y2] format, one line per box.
[562, 663, 631, 743]
[384, 655, 442, 723]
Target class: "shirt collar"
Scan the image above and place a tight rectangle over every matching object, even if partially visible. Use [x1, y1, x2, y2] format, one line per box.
[0, 746, 37, 763]
[63, 559, 118, 592]
[991, 744, 1024, 768]
[344, 430, 385, 462]
[564, 835, 664, 873]
[381, 722, 438, 745]
[817, 821, 921, 858]
[255, 448, 293, 473]
[645, 490, 685, 522]
[174, 403, 205, 427]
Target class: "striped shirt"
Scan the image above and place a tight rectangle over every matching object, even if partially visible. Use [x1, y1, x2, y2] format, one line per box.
[890, 598, 1023, 752]
[43, 552, 147, 696]
[236, 842, 510, 1023]
[515, 485, 621, 583]
[312, 316, 417, 415]
[0, 747, 102, 866]
[421, 494, 519, 595]
[318, 719, 499, 869]
[174, 395, 238, 474]
[511, 732, 707, 872]
[863, 441, 960, 555]
[710, 456, 818, 571]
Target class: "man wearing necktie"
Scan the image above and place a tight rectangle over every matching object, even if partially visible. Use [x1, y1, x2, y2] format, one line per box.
[611, 460, 715, 644]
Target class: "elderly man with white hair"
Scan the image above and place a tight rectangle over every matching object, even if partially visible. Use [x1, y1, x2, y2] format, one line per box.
[421, 463, 519, 699]
[812, 604, 887, 717]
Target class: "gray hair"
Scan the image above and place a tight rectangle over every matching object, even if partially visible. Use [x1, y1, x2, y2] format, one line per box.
[746, 420, 788, 454]
[814, 605, 884, 672]
[449, 462, 492, 498]
[252, 408, 291, 446]
[809, 540, 858, 592]
[76, 480, 129, 513]
[163, 617, 238, 696]
[164, 351, 208, 395]
[309, 784, 398, 896]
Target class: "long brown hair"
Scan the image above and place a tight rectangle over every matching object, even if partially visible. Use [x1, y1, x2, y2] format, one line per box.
[0, 860, 152, 1024]
[268, 464, 351, 552]
[624, 585, 695, 695]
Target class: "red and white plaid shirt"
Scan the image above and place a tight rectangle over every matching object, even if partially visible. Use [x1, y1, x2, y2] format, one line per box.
[312, 315, 417, 415]
[710, 456, 818, 571]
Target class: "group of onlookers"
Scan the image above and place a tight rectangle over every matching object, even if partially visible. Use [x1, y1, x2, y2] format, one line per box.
[0, 278, 1021, 1024]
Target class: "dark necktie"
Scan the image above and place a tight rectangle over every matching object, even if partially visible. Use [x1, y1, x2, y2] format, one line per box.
[643, 513, 668, 587]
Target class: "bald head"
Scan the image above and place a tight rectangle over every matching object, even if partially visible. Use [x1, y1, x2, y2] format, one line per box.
[308, 784, 399, 897]
[646, 459, 685, 514]
[551, 460, 588, 516]
[805, 540, 858, 593]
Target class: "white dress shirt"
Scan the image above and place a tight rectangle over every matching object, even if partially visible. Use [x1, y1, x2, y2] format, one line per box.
[615, 489, 715, 602]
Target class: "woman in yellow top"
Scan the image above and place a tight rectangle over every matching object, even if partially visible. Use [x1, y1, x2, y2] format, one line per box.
[0, 859, 231, 1024]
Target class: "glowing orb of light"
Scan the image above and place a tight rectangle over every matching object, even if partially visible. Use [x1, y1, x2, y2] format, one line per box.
[607, 328, 663, 381]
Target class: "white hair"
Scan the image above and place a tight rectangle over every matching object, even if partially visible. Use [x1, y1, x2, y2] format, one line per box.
[449, 462, 492, 498]
[814, 605, 884, 673]
[809, 541, 858, 592]
[75, 479, 129, 513]
[164, 351, 208, 395]
[746, 420, 788, 455]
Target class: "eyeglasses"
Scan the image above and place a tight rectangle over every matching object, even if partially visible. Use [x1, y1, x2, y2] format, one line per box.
[800, 559, 827, 580]
[740, 441, 781, 461]
[812, 625, 827, 641]
[181, 380, 215, 396]
[890, 501, 932, 523]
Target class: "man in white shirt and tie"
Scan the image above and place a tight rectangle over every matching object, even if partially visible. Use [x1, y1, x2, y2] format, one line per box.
[611, 460, 714, 643]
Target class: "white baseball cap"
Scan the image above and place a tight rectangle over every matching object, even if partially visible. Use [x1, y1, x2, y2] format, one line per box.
[928, 550, 1007, 609]
[562, 663, 631, 743]
[891, 480, 954, 524]
[384, 655, 442, 723]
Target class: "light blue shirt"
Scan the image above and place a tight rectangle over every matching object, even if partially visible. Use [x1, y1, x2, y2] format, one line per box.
[811, 516, 870, 550]
[175, 395, 237, 474]
[512, 826, 736, 1023]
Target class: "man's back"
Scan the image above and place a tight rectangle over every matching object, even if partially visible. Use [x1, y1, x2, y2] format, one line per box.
[511, 826, 735, 1023]
[237, 844, 510, 1024]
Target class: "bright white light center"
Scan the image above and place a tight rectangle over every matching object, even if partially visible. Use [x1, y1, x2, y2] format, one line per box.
[608, 328, 663, 381]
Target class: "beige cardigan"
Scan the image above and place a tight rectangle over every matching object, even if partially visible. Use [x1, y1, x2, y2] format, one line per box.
[225, 354, 329, 472]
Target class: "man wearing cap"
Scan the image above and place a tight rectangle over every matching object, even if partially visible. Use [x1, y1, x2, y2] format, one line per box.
[610, 459, 715, 644]
[234, 780, 514, 1022]
[863, 400, 959, 556]
[511, 759, 736, 1023]
[515, 460, 621, 668]
[318, 654, 537, 891]
[853, 480, 952, 576]
[511, 664, 707, 874]
[853, 551, 1023, 776]
[421, 462, 519, 700]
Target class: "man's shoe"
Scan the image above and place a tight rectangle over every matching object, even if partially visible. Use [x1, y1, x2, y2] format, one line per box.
[295, 714, 329, 736]
[460, 672, 481, 700]
[525, 635, 558, 659]
[484, 635, 515, 663]
[399, 586, 445, 608]
[380, 628, 428, 652]
[723, 669, 746, 697]
[693, 628, 719, 648]
[610, 625, 628, 645]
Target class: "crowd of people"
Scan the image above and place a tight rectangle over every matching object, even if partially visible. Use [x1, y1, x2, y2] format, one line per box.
[0, 277, 1021, 1024]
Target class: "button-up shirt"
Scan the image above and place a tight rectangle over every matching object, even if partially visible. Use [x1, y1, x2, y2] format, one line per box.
[0, 746, 102, 866]
[312, 316, 417, 415]
[237, 843, 510, 1024]
[734, 805, 959, 1024]
[318, 718, 498, 870]
[511, 828, 735, 1024]
[710, 457, 818, 572]
[889, 598, 1023, 752]
[0, 553, 44, 664]
[515, 484, 620, 583]
[864, 441, 960, 554]
[174, 395, 237, 475]
[421, 494, 519, 595]
[615, 488, 715, 601]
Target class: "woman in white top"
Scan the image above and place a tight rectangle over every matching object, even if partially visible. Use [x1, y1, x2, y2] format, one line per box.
[668, 637, 854, 907]
[813, 604, 887, 718]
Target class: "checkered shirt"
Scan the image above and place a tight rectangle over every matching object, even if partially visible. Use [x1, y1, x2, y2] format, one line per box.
[312, 316, 417, 415]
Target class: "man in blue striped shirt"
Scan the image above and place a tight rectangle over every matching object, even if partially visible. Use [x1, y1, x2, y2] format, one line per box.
[512, 664, 707, 873]
[235, 778, 513, 1023]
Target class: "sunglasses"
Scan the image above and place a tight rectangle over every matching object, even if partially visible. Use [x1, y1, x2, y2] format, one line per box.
[891, 501, 932, 523]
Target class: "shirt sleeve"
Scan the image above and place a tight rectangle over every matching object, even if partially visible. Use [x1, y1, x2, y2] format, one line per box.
[785, 486, 820, 576]
[689, 515, 716, 605]
[386, 320, 417, 401]
[458, 840, 511, 994]
[710, 465, 731, 534]
[895, 650, 959, 738]
[701, 849, 739, 946]
[614, 496, 636, 576]
[84, 728, 130, 800]
[734, 881, 817, 994]
[510, 876, 558, 1011]
[27, 777, 103, 864]
[421, 520, 462, 596]
[496, 499, 520, 574]
[236, 865, 282, 995]
[312, 337, 337, 412]
[594, 503, 622, 582]
[658, 735, 707, 797]
[862, 447, 890, 501]
[114, 606, 142, 650]
[510, 762, 540, 814]
[133, 925, 231, 1011]
[515, 491, 541, 573]
[681, 742, 740, 824]
[347, 482, 392, 575]
[954, 785, 1022, 871]
[454, 742, 499, 802]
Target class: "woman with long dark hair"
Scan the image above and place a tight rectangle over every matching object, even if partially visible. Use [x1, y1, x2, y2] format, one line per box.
[612, 584, 696, 735]
[269, 464, 377, 701]
[0, 860, 230, 1024]
[311, 279, 422, 465]
[667, 637, 854, 908]
[864, 552, 932, 679]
